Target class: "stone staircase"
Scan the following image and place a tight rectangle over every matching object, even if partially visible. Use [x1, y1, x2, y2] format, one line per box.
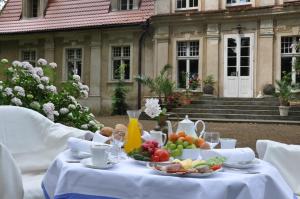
[168, 96, 300, 124]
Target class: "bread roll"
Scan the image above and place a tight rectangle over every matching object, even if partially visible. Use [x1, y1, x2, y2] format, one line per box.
[115, 124, 127, 133]
[101, 127, 114, 137]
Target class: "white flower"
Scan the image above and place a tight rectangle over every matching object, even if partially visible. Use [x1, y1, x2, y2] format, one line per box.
[34, 67, 44, 77]
[4, 87, 13, 96]
[11, 97, 22, 106]
[68, 104, 76, 110]
[80, 84, 89, 92]
[81, 124, 89, 129]
[53, 111, 59, 116]
[41, 76, 49, 84]
[8, 67, 14, 72]
[67, 112, 74, 119]
[1, 59, 8, 64]
[27, 65, 35, 74]
[30, 101, 41, 110]
[12, 76, 19, 83]
[144, 98, 162, 118]
[0, 81, 2, 84]
[80, 90, 89, 99]
[88, 120, 96, 127]
[49, 62, 57, 69]
[12, 61, 22, 67]
[14, 86, 25, 97]
[32, 74, 41, 83]
[0, 85, 3, 91]
[43, 102, 55, 115]
[21, 61, 32, 69]
[37, 58, 47, 66]
[72, 75, 81, 82]
[46, 85, 57, 94]
[37, 84, 45, 90]
[47, 114, 55, 121]
[59, 108, 69, 114]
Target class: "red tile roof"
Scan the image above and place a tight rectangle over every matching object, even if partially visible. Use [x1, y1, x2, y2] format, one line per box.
[0, 0, 154, 34]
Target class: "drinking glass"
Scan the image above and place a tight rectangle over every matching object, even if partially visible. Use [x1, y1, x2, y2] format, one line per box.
[111, 130, 126, 161]
[204, 132, 220, 149]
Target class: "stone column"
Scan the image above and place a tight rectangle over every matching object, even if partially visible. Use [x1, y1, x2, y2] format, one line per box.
[44, 37, 54, 62]
[257, 19, 274, 96]
[154, 26, 170, 77]
[206, 24, 220, 95]
[204, 0, 219, 11]
[84, 30, 102, 113]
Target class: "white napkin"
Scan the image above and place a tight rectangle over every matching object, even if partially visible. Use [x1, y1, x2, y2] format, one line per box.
[200, 147, 255, 163]
[141, 131, 152, 141]
[67, 135, 109, 154]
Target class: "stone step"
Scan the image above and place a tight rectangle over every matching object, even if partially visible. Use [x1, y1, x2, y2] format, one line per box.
[199, 96, 279, 102]
[191, 100, 280, 106]
[183, 104, 282, 110]
[172, 108, 300, 116]
[172, 112, 300, 121]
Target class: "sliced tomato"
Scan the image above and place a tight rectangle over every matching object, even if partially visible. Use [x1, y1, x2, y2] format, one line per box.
[211, 165, 221, 171]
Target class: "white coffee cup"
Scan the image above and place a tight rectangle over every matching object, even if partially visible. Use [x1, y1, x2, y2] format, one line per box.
[149, 130, 167, 146]
[90, 144, 111, 167]
[220, 138, 237, 149]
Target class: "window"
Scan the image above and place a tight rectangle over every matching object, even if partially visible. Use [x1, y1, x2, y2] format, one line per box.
[176, 0, 198, 10]
[27, 0, 39, 18]
[177, 41, 199, 89]
[111, 46, 131, 80]
[21, 50, 36, 66]
[281, 36, 300, 85]
[66, 48, 82, 79]
[119, 0, 133, 10]
[226, 0, 251, 6]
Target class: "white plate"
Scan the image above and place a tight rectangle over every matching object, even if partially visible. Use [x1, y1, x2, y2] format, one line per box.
[147, 163, 222, 177]
[81, 158, 116, 169]
[130, 158, 172, 166]
[71, 151, 91, 159]
[223, 159, 260, 169]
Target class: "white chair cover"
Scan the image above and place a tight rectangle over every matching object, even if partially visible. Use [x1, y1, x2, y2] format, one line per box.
[0, 143, 23, 199]
[0, 105, 92, 199]
[257, 140, 300, 197]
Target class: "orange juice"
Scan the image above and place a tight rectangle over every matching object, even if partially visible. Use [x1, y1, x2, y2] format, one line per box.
[124, 117, 142, 153]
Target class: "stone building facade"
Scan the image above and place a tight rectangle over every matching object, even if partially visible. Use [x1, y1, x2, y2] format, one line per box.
[0, 0, 300, 113]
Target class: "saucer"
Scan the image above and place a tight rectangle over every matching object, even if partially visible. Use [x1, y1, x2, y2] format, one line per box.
[81, 158, 116, 169]
[71, 150, 91, 159]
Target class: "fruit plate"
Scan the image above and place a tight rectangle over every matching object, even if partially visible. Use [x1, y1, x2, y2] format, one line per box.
[223, 159, 260, 169]
[147, 162, 222, 178]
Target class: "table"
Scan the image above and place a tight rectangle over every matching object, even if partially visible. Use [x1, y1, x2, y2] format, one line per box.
[42, 150, 294, 199]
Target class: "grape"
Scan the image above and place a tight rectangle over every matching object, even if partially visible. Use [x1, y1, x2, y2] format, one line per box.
[177, 144, 184, 150]
[183, 141, 190, 148]
[190, 144, 196, 149]
[176, 139, 184, 145]
[170, 143, 177, 150]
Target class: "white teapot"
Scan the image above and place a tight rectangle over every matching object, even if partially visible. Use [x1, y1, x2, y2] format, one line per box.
[167, 115, 205, 138]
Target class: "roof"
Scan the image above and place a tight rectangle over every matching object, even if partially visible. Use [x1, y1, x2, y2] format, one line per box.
[0, 0, 154, 34]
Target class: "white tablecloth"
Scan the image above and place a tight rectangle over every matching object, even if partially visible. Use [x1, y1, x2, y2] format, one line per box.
[42, 150, 294, 199]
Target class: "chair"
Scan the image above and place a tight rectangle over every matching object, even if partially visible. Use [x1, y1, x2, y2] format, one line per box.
[256, 140, 300, 199]
[0, 106, 92, 199]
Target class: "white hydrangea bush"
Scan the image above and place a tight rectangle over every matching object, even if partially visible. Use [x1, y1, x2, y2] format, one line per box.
[0, 58, 103, 132]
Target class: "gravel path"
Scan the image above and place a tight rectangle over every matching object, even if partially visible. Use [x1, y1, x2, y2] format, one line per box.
[97, 115, 300, 150]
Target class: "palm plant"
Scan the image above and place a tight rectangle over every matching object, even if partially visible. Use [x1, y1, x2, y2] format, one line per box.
[135, 64, 175, 103]
[275, 72, 293, 106]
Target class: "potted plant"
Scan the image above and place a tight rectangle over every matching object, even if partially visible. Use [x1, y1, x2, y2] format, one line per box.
[189, 74, 201, 90]
[203, 75, 216, 95]
[275, 73, 294, 116]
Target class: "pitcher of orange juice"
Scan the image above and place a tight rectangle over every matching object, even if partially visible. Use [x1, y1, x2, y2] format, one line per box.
[124, 110, 142, 154]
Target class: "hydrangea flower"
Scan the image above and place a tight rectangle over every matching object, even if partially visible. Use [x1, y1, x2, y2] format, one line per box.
[41, 77, 49, 84]
[80, 85, 89, 92]
[37, 58, 47, 66]
[32, 74, 41, 83]
[30, 101, 41, 110]
[37, 84, 45, 90]
[12, 61, 22, 67]
[21, 61, 32, 69]
[49, 62, 57, 69]
[72, 75, 81, 82]
[144, 98, 162, 118]
[68, 104, 76, 110]
[59, 108, 69, 114]
[1, 59, 8, 64]
[34, 67, 44, 77]
[4, 87, 13, 96]
[80, 90, 89, 99]
[8, 67, 14, 72]
[46, 85, 57, 94]
[11, 97, 22, 106]
[14, 86, 25, 97]
[0, 85, 3, 91]
[67, 112, 74, 119]
[81, 124, 89, 129]
[89, 121, 96, 127]
[43, 102, 56, 121]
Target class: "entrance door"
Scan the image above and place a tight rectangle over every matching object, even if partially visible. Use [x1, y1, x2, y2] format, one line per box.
[224, 34, 253, 97]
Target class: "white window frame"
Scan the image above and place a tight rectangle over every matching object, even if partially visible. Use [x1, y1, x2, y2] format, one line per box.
[20, 49, 37, 66]
[226, 0, 252, 7]
[109, 44, 132, 81]
[63, 47, 84, 81]
[176, 41, 200, 89]
[119, 0, 133, 10]
[175, 0, 199, 11]
[281, 36, 300, 85]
